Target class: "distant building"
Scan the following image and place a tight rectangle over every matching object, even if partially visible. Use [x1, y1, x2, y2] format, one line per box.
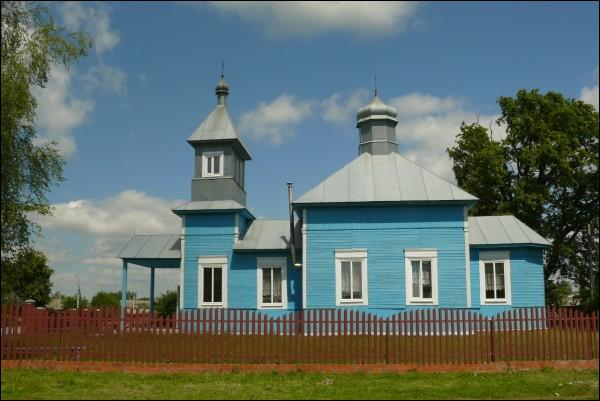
[117, 75, 550, 316]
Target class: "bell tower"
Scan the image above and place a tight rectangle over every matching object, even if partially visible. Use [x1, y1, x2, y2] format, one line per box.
[186, 74, 251, 206]
[355, 90, 399, 156]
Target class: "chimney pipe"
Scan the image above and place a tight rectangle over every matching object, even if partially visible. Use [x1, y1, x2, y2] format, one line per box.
[287, 182, 301, 267]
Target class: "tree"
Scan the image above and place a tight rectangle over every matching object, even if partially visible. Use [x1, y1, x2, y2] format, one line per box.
[1, 1, 91, 259]
[447, 122, 511, 216]
[61, 294, 89, 309]
[545, 281, 574, 307]
[448, 89, 599, 307]
[0, 249, 53, 306]
[90, 291, 120, 308]
[154, 291, 177, 318]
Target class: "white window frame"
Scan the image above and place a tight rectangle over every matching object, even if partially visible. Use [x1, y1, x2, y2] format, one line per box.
[202, 151, 224, 177]
[335, 249, 368, 306]
[405, 249, 439, 305]
[198, 256, 228, 308]
[479, 250, 511, 305]
[257, 257, 288, 309]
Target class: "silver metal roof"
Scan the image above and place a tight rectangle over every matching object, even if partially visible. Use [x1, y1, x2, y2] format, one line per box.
[187, 105, 251, 159]
[356, 94, 398, 124]
[234, 219, 301, 251]
[294, 152, 478, 205]
[116, 235, 181, 259]
[172, 200, 247, 214]
[469, 215, 551, 246]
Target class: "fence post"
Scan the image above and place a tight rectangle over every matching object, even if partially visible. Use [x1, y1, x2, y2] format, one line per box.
[489, 317, 496, 362]
[385, 318, 390, 364]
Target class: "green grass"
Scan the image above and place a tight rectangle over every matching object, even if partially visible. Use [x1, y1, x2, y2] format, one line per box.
[1, 368, 598, 400]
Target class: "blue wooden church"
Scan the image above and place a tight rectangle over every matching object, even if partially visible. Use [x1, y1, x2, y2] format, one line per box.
[117, 75, 550, 317]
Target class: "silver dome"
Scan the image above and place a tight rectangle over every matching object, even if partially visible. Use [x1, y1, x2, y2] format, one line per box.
[356, 94, 398, 124]
[215, 75, 229, 95]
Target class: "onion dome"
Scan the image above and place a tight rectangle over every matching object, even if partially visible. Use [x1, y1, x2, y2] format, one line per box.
[356, 91, 398, 125]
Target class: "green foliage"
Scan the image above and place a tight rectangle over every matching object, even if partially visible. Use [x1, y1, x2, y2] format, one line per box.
[154, 291, 178, 318]
[575, 288, 599, 314]
[90, 291, 120, 308]
[1, 1, 91, 259]
[545, 281, 573, 307]
[447, 122, 511, 216]
[448, 89, 599, 306]
[0, 248, 53, 306]
[61, 294, 89, 309]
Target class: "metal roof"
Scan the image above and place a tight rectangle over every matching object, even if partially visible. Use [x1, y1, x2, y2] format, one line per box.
[469, 216, 551, 246]
[187, 105, 251, 159]
[294, 152, 478, 205]
[116, 235, 181, 259]
[172, 200, 248, 215]
[234, 219, 301, 251]
[356, 94, 398, 124]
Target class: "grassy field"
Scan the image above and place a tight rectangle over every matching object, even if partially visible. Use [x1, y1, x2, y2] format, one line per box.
[1, 367, 598, 400]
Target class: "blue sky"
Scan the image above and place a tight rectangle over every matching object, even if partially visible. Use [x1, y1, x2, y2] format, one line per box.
[31, 1, 599, 299]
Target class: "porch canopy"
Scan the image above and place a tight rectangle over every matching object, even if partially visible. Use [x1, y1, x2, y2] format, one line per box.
[116, 235, 181, 315]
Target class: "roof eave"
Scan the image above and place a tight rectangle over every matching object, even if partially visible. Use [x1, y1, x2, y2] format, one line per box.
[293, 199, 478, 209]
[186, 138, 252, 160]
[469, 242, 551, 249]
[172, 207, 255, 220]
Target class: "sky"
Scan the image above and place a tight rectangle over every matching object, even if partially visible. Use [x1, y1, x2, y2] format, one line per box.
[29, 1, 599, 299]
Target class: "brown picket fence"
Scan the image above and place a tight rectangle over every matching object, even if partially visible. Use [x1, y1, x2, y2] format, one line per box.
[1, 303, 598, 364]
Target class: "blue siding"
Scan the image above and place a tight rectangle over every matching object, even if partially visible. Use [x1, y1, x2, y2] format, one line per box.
[470, 246, 545, 316]
[183, 213, 301, 314]
[183, 213, 235, 309]
[238, 214, 251, 239]
[230, 252, 302, 312]
[305, 206, 468, 312]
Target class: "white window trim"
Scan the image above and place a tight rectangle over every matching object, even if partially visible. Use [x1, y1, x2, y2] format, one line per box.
[198, 256, 228, 308]
[405, 249, 439, 305]
[479, 250, 512, 305]
[257, 257, 288, 309]
[202, 151, 224, 178]
[335, 249, 368, 306]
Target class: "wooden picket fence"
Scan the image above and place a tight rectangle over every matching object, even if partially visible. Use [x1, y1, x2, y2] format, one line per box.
[1, 303, 598, 365]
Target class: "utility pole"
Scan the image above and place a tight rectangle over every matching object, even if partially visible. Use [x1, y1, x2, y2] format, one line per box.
[76, 279, 81, 309]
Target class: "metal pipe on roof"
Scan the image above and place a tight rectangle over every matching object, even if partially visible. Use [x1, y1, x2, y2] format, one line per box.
[287, 182, 301, 267]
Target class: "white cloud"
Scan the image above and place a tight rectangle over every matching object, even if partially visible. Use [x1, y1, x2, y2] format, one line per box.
[391, 92, 462, 116]
[321, 89, 370, 124]
[83, 63, 127, 95]
[138, 72, 148, 84]
[203, 1, 420, 38]
[32, 3, 125, 157]
[239, 94, 314, 144]
[320, 88, 503, 181]
[389, 93, 504, 181]
[59, 2, 120, 54]
[34, 190, 184, 298]
[580, 66, 599, 111]
[32, 64, 94, 157]
[34, 190, 182, 236]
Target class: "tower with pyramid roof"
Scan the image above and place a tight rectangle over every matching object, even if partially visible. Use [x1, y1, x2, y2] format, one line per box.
[183, 74, 251, 208]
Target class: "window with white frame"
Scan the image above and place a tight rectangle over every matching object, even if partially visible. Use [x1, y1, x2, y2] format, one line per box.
[405, 249, 438, 305]
[198, 256, 227, 307]
[479, 251, 511, 305]
[202, 151, 224, 177]
[335, 250, 368, 306]
[257, 257, 287, 309]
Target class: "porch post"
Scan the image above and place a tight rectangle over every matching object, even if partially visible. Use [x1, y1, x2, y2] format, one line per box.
[121, 259, 128, 327]
[150, 267, 156, 317]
